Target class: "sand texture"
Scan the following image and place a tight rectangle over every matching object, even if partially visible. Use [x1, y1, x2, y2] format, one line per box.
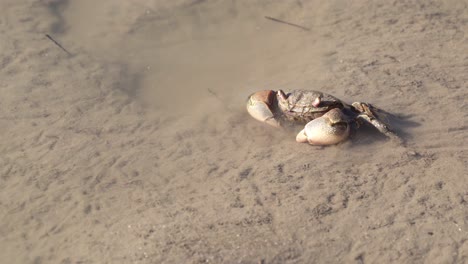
[1, 0, 467, 263]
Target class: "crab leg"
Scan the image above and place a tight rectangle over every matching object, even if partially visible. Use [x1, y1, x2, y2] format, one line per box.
[351, 102, 401, 141]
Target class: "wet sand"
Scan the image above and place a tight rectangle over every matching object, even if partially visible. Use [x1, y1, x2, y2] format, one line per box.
[1, 0, 467, 263]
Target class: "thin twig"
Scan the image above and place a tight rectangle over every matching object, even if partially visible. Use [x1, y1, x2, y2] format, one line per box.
[265, 16, 310, 31]
[207, 88, 222, 101]
[45, 34, 72, 56]
[206, 88, 232, 111]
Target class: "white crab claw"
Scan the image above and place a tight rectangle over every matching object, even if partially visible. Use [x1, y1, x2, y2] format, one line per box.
[295, 129, 309, 143]
[296, 109, 350, 145]
[246, 90, 281, 127]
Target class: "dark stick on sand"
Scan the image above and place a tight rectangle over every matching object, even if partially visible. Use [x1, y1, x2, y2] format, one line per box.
[207, 88, 233, 111]
[45, 34, 72, 56]
[207, 88, 222, 101]
[264, 16, 311, 31]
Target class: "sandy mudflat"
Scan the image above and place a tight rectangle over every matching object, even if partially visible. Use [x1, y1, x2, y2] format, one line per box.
[1, 0, 467, 263]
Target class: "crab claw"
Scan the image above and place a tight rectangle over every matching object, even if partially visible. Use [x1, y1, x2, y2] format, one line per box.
[296, 109, 350, 145]
[246, 90, 281, 127]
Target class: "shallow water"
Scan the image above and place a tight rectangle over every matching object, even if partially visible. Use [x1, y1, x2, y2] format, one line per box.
[1, 0, 467, 263]
[62, 1, 343, 111]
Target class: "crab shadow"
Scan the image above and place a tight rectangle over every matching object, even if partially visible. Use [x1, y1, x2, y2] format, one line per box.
[380, 111, 420, 139]
[358, 112, 421, 146]
[351, 124, 391, 145]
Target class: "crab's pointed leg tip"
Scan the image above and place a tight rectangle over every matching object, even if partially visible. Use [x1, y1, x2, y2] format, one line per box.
[265, 118, 281, 128]
[389, 133, 404, 145]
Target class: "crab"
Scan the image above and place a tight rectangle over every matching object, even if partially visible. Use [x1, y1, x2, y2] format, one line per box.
[246, 89, 400, 145]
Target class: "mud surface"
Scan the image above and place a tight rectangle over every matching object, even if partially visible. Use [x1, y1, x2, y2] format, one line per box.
[1, 1, 467, 263]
